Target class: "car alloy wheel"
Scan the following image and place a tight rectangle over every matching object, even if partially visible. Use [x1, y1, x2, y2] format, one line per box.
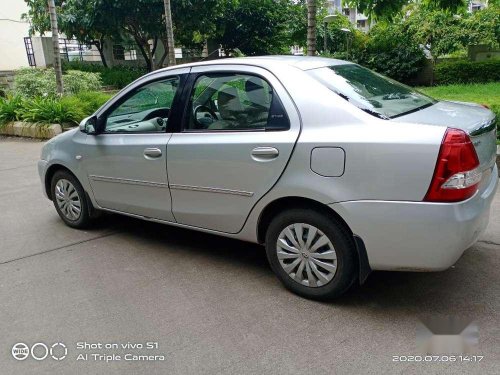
[54, 179, 82, 221]
[276, 223, 337, 287]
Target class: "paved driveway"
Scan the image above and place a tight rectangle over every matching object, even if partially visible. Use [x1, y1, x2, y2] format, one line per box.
[1, 136, 499, 374]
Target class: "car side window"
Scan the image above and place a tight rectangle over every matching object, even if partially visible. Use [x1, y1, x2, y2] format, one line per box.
[104, 77, 180, 133]
[185, 73, 289, 131]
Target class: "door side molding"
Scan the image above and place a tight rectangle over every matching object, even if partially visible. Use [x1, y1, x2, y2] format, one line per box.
[89, 175, 170, 188]
[170, 184, 254, 197]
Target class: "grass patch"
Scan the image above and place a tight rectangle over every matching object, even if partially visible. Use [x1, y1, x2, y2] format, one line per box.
[419, 82, 499, 144]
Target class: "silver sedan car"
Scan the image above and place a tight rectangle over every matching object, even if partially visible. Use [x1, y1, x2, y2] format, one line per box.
[38, 56, 498, 299]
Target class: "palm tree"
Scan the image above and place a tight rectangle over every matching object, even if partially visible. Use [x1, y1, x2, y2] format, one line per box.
[48, 0, 63, 94]
[307, 0, 317, 56]
[163, 0, 176, 66]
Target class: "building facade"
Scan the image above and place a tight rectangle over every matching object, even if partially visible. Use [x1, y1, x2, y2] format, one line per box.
[327, 0, 372, 32]
[0, 0, 31, 70]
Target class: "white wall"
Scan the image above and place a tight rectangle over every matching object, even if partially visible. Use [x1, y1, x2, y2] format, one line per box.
[0, 0, 30, 70]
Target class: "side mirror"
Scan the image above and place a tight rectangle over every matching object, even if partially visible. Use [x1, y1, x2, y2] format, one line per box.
[79, 116, 104, 135]
[80, 116, 97, 134]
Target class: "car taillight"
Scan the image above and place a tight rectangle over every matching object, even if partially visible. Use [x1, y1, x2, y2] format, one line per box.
[424, 128, 482, 202]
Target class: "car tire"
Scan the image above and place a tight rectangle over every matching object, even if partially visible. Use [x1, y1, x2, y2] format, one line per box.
[265, 208, 357, 300]
[50, 170, 93, 229]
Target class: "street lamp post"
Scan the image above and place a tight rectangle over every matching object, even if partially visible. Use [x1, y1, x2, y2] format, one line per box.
[340, 28, 352, 60]
[323, 14, 338, 54]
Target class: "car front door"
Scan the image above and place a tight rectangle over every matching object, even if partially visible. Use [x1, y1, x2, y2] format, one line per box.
[82, 69, 188, 221]
[167, 65, 301, 233]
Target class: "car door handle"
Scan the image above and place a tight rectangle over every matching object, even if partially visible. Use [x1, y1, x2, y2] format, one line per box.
[251, 147, 279, 161]
[144, 148, 162, 158]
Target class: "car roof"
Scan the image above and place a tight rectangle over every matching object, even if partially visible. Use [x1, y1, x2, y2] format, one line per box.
[156, 55, 351, 73]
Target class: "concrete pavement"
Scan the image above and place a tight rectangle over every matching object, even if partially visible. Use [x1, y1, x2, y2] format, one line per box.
[0, 136, 499, 374]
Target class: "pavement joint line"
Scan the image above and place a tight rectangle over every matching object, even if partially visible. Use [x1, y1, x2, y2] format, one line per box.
[0, 164, 35, 172]
[477, 240, 500, 247]
[0, 230, 120, 266]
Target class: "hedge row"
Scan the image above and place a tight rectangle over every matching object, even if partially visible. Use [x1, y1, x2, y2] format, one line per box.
[62, 61, 146, 89]
[434, 60, 500, 85]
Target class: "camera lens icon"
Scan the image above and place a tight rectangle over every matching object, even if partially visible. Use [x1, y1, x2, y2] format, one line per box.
[11, 342, 67, 361]
[11, 343, 30, 361]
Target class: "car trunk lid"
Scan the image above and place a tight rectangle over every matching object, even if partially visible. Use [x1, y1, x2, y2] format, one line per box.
[392, 100, 497, 171]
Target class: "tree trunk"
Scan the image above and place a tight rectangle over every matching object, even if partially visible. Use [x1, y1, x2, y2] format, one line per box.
[158, 38, 169, 68]
[133, 36, 152, 72]
[48, 0, 63, 94]
[163, 0, 176, 66]
[306, 0, 317, 56]
[94, 39, 108, 68]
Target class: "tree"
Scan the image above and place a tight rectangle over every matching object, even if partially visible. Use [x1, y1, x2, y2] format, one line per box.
[60, 0, 116, 67]
[404, 6, 466, 64]
[48, 0, 64, 94]
[346, 0, 468, 20]
[107, 0, 165, 71]
[306, 0, 317, 55]
[345, 0, 409, 20]
[24, 0, 115, 67]
[24, 0, 220, 71]
[463, 4, 500, 48]
[357, 21, 426, 82]
[163, 0, 176, 66]
[423, 0, 467, 12]
[214, 0, 298, 56]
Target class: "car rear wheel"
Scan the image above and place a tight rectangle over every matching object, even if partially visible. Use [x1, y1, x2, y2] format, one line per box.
[51, 170, 92, 229]
[265, 208, 357, 300]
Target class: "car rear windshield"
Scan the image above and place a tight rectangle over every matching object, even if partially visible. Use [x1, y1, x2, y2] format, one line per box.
[308, 64, 437, 119]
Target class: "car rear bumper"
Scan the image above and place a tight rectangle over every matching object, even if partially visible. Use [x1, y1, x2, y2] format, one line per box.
[330, 166, 498, 271]
[38, 160, 49, 199]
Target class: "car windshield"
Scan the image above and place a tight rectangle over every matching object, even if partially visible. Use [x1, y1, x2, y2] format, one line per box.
[308, 64, 437, 119]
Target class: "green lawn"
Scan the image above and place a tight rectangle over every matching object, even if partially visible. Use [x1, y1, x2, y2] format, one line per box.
[419, 82, 499, 144]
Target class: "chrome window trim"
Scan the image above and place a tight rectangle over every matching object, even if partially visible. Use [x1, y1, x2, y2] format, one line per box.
[94, 67, 192, 119]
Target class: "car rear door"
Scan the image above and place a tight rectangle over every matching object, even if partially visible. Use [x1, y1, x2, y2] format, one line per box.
[167, 64, 301, 233]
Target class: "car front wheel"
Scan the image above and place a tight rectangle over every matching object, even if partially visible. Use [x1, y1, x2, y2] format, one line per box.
[51, 170, 92, 229]
[265, 208, 357, 300]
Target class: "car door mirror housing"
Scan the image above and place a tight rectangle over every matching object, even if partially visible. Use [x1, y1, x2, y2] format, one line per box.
[80, 116, 105, 135]
[80, 116, 96, 134]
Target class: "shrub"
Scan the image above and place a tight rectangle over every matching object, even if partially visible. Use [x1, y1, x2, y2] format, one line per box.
[13, 68, 55, 98]
[0, 95, 24, 123]
[1, 90, 113, 126]
[62, 61, 146, 89]
[16, 97, 80, 125]
[356, 23, 427, 84]
[434, 60, 500, 85]
[62, 70, 102, 95]
[13, 68, 102, 98]
[60, 91, 113, 119]
[100, 68, 144, 89]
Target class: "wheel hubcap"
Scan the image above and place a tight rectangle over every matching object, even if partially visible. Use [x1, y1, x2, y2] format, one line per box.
[276, 223, 337, 287]
[55, 179, 81, 221]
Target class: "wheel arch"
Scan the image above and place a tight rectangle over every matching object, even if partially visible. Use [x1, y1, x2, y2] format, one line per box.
[257, 196, 352, 244]
[44, 164, 78, 200]
[256, 196, 371, 284]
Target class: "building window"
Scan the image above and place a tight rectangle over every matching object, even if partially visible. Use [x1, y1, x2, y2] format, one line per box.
[24, 37, 36, 67]
[113, 44, 137, 61]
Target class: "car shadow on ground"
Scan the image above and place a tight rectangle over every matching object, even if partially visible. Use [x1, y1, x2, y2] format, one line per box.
[96, 212, 494, 312]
